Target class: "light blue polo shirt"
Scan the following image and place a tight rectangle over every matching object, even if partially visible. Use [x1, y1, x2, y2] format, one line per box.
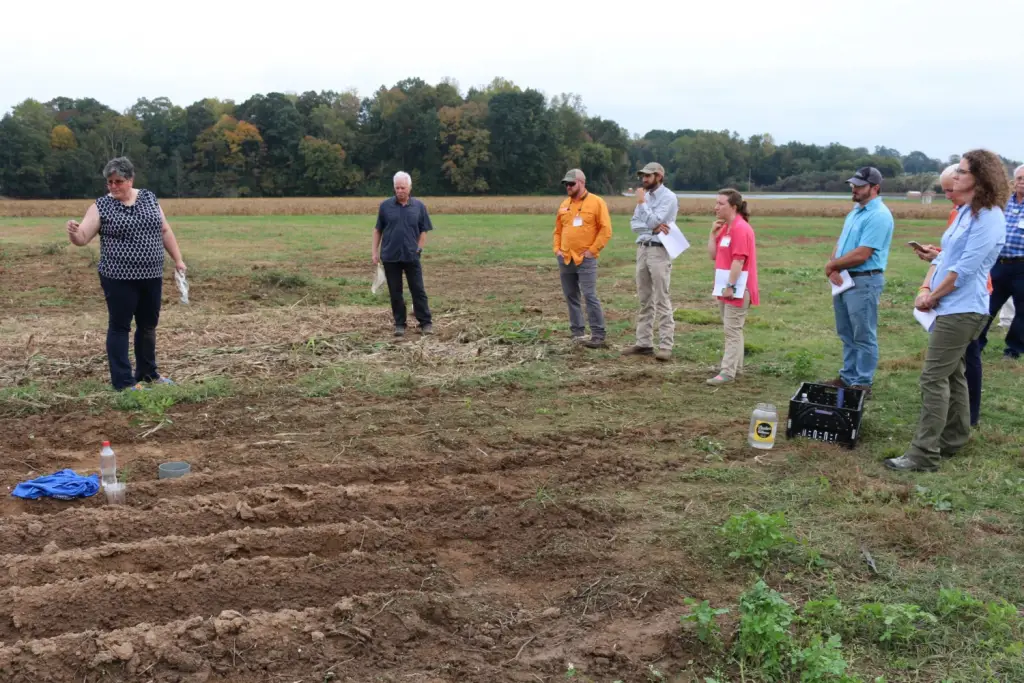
[835, 197, 895, 272]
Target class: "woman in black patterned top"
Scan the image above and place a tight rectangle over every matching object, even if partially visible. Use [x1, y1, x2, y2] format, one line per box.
[66, 157, 187, 391]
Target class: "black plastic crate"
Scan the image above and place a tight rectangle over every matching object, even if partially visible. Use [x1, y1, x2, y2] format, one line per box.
[786, 382, 866, 447]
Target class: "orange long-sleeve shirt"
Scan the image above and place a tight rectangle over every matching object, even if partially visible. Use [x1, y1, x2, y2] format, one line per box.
[553, 192, 612, 265]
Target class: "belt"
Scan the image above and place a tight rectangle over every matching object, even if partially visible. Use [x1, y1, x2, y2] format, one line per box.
[997, 256, 1024, 263]
[638, 241, 665, 248]
[849, 269, 882, 277]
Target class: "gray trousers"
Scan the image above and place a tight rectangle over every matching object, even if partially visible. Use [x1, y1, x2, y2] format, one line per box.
[558, 256, 606, 339]
[904, 312, 989, 468]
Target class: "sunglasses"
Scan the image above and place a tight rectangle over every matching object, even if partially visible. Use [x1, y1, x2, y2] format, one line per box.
[563, 181, 577, 188]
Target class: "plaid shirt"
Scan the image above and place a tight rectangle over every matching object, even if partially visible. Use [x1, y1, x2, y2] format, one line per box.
[1003, 193, 1024, 257]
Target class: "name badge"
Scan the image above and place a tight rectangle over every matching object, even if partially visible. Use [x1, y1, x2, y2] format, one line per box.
[572, 216, 583, 227]
[720, 236, 731, 247]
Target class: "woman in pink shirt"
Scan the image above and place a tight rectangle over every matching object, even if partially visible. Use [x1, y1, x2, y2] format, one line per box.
[706, 189, 760, 386]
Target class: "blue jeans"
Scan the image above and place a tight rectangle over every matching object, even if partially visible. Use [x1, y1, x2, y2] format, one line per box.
[833, 272, 883, 386]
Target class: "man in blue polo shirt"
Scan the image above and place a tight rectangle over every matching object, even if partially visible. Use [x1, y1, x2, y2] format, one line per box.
[372, 171, 433, 337]
[824, 167, 894, 395]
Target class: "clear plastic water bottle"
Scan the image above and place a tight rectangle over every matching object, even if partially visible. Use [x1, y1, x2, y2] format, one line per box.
[100, 441, 117, 487]
[748, 403, 778, 450]
[100, 441, 125, 505]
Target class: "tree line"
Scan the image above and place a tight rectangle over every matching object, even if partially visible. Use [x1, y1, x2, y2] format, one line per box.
[1, 77, 1017, 199]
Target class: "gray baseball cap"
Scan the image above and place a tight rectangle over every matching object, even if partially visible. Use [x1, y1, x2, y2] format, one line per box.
[562, 169, 584, 184]
[637, 162, 665, 177]
[847, 167, 883, 187]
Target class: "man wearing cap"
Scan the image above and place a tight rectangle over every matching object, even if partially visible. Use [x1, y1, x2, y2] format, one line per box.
[622, 162, 679, 361]
[824, 167, 894, 395]
[554, 169, 613, 348]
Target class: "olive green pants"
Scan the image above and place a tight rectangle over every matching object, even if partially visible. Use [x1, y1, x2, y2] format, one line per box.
[903, 313, 989, 469]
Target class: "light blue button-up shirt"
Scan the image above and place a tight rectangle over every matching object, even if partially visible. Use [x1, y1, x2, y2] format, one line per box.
[630, 185, 679, 244]
[835, 197, 894, 271]
[930, 204, 1006, 316]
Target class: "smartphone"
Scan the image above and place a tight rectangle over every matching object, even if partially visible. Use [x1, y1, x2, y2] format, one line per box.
[907, 241, 924, 251]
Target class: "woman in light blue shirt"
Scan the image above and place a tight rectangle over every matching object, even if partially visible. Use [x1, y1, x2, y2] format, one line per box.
[885, 150, 1007, 472]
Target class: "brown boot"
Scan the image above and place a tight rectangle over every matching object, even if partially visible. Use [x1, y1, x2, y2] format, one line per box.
[621, 345, 654, 356]
[654, 349, 672, 362]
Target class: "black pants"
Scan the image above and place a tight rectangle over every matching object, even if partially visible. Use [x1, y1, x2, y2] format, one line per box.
[99, 275, 163, 390]
[979, 261, 1024, 358]
[964, 338, 982, 426]
[383, 260, 431, 328]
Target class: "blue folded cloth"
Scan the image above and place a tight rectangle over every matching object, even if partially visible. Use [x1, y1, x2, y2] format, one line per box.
[12, 469, 100, 500]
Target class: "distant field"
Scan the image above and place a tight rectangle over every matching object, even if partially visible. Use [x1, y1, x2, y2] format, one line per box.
[0, 195, 952, 219]
[0, 213, 1021, 682]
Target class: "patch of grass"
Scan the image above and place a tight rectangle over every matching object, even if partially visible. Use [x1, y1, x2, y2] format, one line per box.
[488, 321, 558, 345]
[251, 269, 312, 289]
[674, 308, 720, 325]
[299, 363, 415, 397]
[112, 378, 233, 416]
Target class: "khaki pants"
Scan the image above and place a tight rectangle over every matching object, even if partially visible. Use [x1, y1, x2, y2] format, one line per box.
[635, 245, 674, 350]
[719, 293, 751, 379]
[904, 313, 989, 469]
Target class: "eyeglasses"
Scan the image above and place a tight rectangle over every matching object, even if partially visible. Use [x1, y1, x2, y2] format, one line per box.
[106, 178, 128, 186]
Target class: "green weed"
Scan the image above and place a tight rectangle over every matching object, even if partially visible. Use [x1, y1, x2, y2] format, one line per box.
[720, 510, 796, 568]
[735, 579, 796, 680]
[681, 598, 730, 646]
[853, 602, 937, 646]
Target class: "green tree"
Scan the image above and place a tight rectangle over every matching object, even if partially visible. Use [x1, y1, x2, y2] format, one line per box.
[486, 89, 555, 193]
[0, 100, 55, 197]
[298, 135, 362, 195]
[237, 92, 304, 195]
[438, 101, 490, 193]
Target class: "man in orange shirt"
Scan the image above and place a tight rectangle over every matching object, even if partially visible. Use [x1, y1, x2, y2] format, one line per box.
[554, 169, 612, 348]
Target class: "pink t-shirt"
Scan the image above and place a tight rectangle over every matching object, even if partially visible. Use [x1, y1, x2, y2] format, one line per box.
[715, 216, 760, 308]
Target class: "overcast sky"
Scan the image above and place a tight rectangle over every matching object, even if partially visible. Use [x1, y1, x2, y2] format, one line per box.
[4, 0, 1020, 161]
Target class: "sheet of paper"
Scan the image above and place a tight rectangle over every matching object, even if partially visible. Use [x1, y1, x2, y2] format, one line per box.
[830, 270, 855, 296]
[712, 269, 749, 298]
[661, 222, 690, 260]
[914, 307, 937, 332]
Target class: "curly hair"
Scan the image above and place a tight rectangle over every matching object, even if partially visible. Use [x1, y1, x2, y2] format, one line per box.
[962, 149, 1009, 215]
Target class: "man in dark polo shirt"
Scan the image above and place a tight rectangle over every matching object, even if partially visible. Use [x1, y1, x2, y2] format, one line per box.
[372, 171, 433, 337]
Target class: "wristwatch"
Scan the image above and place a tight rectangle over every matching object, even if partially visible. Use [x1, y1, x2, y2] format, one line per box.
[417, 248, 423, 256]
[727, 283, 737, 290]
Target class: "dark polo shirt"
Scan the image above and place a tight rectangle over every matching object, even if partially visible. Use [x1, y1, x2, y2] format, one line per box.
[374, 196, 434, 263]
